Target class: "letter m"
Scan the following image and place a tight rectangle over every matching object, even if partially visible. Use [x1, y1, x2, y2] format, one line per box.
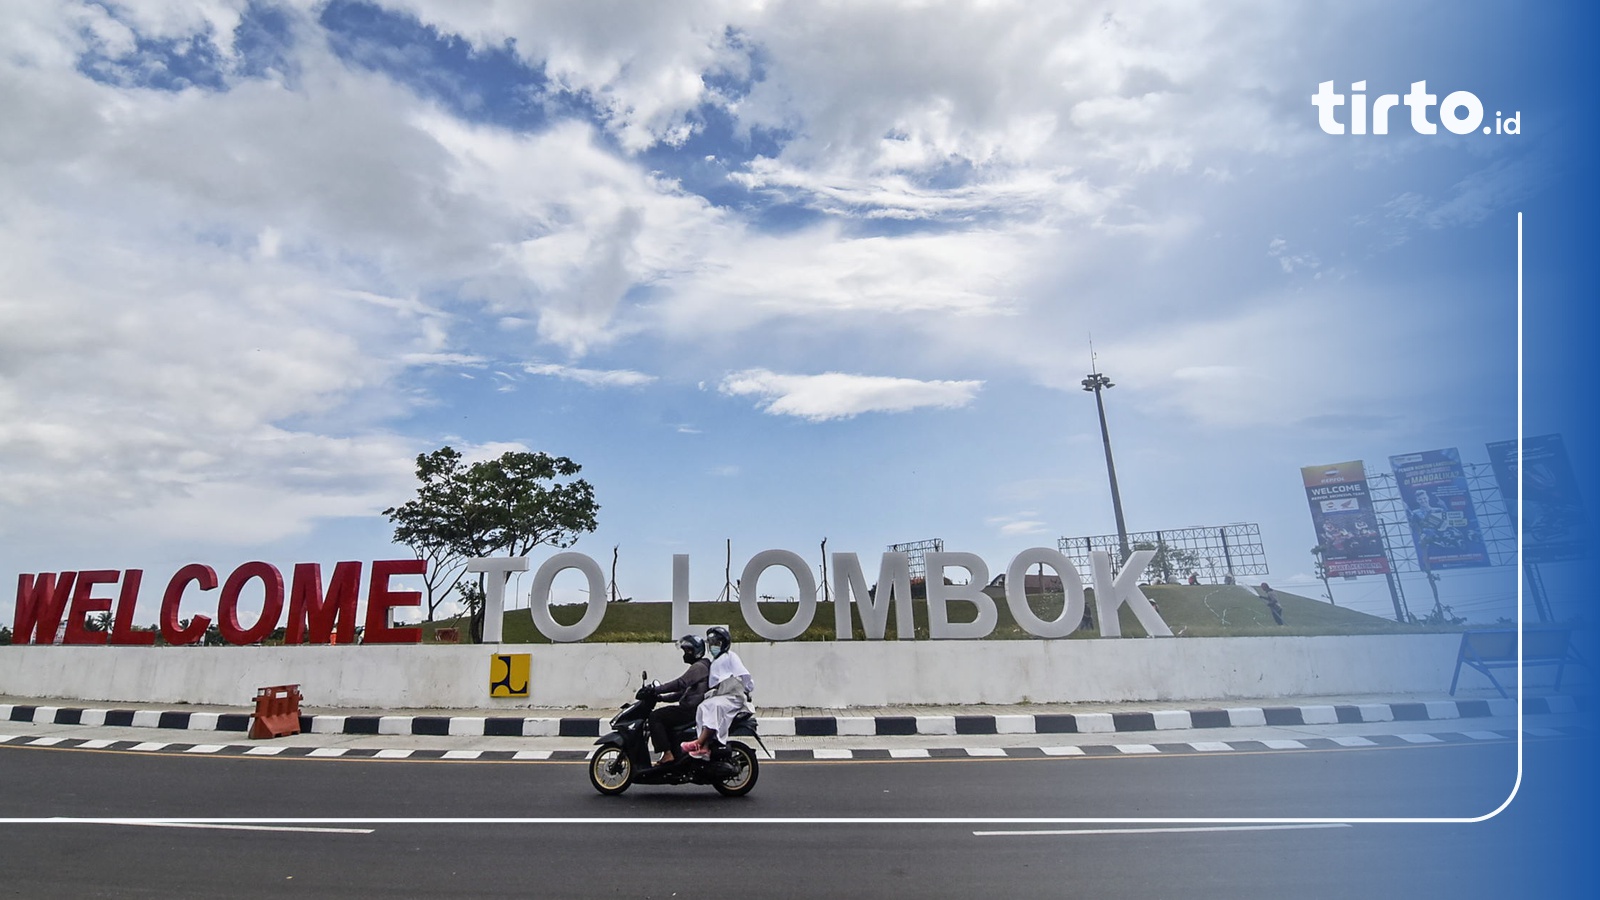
[14, 573, 77, 644]
[832, 553, 915, 640]
[285, 562, 362, 644]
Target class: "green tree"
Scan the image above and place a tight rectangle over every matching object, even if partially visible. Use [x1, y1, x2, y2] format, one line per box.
[1134, 540, 1201, 584]
[385, 447, 475, 621]
[385, 446, 600, 638]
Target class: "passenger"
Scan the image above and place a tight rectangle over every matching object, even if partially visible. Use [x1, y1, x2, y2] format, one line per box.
[646, 635, 710, 765]
[680, 625, 754, 760]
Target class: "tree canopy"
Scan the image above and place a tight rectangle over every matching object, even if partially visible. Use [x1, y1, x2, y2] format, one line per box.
[384, 446, 600, 622]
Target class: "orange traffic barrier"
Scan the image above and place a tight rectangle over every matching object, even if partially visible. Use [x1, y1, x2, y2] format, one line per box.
[249, 684, 303, 739]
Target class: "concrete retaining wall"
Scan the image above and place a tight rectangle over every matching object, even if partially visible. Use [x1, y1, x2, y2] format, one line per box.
[0, 634, 1576, 710]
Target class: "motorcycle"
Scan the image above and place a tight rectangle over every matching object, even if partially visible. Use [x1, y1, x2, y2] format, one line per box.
[588, 672, 767, 797]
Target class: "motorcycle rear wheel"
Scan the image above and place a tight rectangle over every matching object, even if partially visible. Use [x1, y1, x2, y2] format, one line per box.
[588, 746, 633, 796]
[712, 741, 759, 797]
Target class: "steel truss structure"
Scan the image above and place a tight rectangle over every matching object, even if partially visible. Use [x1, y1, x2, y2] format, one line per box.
[885, 538, 944, 581]
[1056, 523, 1269, 582]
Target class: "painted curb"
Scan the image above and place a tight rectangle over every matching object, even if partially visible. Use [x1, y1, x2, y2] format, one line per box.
[0, 725, 1586, 762]
[1, 696, 1580, 738]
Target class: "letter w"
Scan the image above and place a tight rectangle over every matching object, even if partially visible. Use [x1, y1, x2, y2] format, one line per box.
[285, 562, 362, 644]
[14, 573, 77, 644]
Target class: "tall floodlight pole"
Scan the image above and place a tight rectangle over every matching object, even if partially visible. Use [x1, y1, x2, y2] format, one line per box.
[1082, 371, 1131, 563]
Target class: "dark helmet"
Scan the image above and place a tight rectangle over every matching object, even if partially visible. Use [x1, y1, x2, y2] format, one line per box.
[705, 625, 732, 658]
[677, 634, 705, 664]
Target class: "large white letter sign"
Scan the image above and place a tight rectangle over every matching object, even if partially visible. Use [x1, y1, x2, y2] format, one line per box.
[924, 552, 995, 639]
[465, 556, 530, 644]
[739, 549, 817, 640]
[528, 552, 609, 642]
[1088, 549, 1172, 638]
[670, 554, 716, 642]
[1003, 548, 1086, 639]
[831, 552, 914, 640]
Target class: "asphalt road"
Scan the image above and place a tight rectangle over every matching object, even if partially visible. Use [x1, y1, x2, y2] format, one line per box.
[1, 738, 1592, 898]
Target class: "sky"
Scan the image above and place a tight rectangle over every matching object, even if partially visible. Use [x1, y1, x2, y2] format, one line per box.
[3, 0, 1597, 628]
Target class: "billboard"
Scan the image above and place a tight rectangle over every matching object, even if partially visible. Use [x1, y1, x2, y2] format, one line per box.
[1389, 448, 1490, 570]
[1486, 434, 1589, 563]
[1301, 461, 1390, 577]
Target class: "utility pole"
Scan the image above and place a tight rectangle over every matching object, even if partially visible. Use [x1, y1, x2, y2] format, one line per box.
[1082, 367, 1131, 563]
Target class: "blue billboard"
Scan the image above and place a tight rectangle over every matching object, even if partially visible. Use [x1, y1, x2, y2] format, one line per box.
[1389, 448, 1490, 570]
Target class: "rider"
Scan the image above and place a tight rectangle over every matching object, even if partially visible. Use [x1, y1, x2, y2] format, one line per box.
[681, 626, 754, 760]
[645, 634, 710, 765]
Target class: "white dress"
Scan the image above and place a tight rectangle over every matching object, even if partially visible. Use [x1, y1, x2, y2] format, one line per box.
[695, 650, 754, 742]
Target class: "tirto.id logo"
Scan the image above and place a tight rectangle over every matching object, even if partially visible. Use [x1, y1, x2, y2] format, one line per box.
[1312, 81, 1520, 135]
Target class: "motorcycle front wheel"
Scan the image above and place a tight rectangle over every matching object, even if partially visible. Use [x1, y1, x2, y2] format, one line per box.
[712, 741, 759, 797]
[588, 746, 634, 796]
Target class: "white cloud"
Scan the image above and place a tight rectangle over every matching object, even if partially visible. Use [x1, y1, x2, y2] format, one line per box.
[524, 363, 657, 388]
[718, 369, 982, 421]
[988, 513, 1051, 538]
[0, 1, 1538, 607]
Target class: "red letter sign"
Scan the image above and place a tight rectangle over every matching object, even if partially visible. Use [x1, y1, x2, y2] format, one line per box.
[64, 569, 119, 644]
[285, 561, 362, 644]
[13, 572, 77, 644]
[218, 562, 285, 645]
[363, 559, 424, 644]
[160, 564, 217, 645]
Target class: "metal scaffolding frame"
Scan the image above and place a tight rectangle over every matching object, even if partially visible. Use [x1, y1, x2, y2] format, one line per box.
[1056, 523, 1269, 582]
[1366, 465, 1517, 573]
[885, 538, 944, 581]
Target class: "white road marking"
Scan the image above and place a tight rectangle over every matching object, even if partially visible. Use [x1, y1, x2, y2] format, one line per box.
[68, 820, 373, 834]
[974, 824, 1353, 837]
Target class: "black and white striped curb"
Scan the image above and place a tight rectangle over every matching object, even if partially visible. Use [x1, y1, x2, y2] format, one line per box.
[0, 725, 1587, 762]
[2, 696, 1583, 739]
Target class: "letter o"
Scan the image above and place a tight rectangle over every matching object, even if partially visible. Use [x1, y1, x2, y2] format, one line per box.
[1003, 548, 1086, 639]
[1439, 90, 1483, 135]
[218, 562, 285, 645]
[739, 549, 817, 641]
[528, 552, 608, 642]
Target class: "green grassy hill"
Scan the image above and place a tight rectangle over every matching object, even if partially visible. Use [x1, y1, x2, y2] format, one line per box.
[424, 583, 1439, 643]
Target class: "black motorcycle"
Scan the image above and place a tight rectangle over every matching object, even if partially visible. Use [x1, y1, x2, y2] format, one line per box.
[588, 672, 767, 797]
